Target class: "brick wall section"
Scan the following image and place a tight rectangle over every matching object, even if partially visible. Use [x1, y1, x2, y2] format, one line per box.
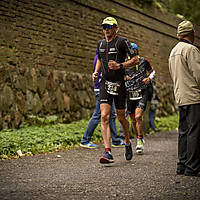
[0, 0, 199, 129]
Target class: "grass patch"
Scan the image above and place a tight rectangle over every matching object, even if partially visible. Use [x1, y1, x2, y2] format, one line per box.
[0, 114, 178, 160]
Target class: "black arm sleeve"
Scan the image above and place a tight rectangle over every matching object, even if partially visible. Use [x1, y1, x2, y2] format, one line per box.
[122, 38, 136, 58]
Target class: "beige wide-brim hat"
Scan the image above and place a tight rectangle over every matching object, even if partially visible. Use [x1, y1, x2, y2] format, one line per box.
[177, 20, 194, 36]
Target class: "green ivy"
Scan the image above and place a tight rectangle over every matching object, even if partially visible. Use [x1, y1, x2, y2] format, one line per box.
[0, 120, 102, 160]
[0, 115, 178, 160]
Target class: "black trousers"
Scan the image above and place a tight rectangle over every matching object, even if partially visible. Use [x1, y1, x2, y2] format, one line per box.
[177, 103, 200, 174]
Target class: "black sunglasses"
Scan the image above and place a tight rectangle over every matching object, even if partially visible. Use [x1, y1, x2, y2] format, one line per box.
[102, 24, 115, 30]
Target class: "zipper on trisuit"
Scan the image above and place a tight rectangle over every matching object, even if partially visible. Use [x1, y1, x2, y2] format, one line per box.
[106, 41, 109, 72]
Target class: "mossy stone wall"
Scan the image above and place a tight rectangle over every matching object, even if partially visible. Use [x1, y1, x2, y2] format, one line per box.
[0, 0, 199, 129]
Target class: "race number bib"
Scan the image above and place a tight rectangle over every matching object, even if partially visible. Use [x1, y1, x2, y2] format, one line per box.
[129, 89, 142, 100]
[105, 81, 120, 95]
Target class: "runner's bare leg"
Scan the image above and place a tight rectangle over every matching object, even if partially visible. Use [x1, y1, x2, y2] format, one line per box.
[135, 108, 144, 136]
[100, 103, 111, 148]
[116, 109, 130, 144]
[130, 115, 137, 136]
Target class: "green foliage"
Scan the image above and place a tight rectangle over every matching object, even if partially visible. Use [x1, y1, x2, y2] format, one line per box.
[25, 115, 59, 126]
[127, 0, 200, 25]
[0, 120, 102, 160]
[155, 114, 178, 132]
[169, 0, 200, 25]
[0, 114, 178, 160]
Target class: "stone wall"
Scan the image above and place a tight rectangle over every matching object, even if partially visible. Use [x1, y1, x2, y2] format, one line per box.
[0, 0, 200, 129]
[0, 66, 95, 129]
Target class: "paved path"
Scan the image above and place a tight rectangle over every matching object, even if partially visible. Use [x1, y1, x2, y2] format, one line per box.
[0, 131, 200, 200]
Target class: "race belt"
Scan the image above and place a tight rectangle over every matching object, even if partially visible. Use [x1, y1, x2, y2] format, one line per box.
[105, 80, 120, 95]
[129, 89, 142, 100]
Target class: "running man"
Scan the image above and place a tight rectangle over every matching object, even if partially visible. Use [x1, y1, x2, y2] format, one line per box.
[92, 17, 139, 163]
[125, 43, 155, 154]
[80, 49, 125, 148]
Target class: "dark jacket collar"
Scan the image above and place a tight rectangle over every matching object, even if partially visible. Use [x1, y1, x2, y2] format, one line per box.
[180, 39, 193, 45]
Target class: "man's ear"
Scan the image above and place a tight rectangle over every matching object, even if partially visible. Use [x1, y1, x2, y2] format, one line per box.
[116, 27, 119, 33]
[177, 34, 181, 39]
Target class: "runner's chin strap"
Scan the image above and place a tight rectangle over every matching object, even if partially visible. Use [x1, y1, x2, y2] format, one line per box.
[136, 55, 140, 71]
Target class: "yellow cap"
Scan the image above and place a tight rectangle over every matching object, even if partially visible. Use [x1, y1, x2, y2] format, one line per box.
[177, 21, 194, 36]
[102, 17, 118, 26]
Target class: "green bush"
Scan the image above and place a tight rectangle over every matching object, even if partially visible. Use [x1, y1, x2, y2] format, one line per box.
[155, 114, 178, 131]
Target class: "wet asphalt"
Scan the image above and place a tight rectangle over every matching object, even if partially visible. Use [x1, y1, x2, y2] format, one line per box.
[0, 131, 200, 200]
